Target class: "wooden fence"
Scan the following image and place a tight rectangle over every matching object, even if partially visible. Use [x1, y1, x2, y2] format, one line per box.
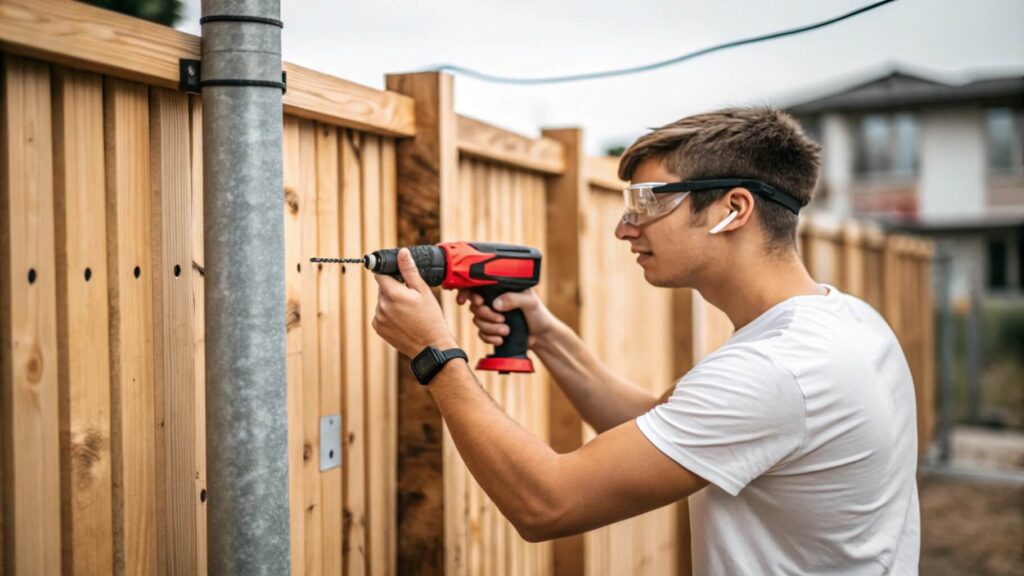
[0, 1, 934, 575]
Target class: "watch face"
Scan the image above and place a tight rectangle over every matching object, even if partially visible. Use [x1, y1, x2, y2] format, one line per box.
[413, 353, 434, 375]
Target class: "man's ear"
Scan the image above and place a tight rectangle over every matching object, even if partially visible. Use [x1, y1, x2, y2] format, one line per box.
[709, 187, 755, 233]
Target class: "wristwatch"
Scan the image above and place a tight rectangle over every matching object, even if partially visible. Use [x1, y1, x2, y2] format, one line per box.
[411, 346, 468, 385]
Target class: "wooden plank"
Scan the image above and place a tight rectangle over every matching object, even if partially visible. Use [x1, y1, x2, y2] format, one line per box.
[283, 115, 306, 576]
[339, 129, 368, 575]
[362, 133, 391, 576]
[315, 123, 343, 576]
[284, 64, 415, 138]
[541, 130, 588, 576]
[1, 54, 61, 576]
[0, 0, 416, 137]
[187, 94, 208, 576]
[149, 87, 197, 576]
[457, 115, 564, 175]
[299, 119, 324, 576]
[385, 72, 457, 575]
[53, 65, 114, 576]
[380, 138, 400, 576]
[104, 76, 159, 576]
[585, 156, 625, 191]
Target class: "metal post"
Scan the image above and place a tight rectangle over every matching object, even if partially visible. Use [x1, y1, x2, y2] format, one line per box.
[201, 1, 290, 574]
[937, 254, 954, 464]
[966, 282, 982, 424]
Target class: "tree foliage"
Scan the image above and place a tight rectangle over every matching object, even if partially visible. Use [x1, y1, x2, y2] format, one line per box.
[81, 0, 183, 27]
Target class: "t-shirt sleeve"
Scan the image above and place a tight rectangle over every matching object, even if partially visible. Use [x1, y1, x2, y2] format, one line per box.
[636, 346, 806, 496]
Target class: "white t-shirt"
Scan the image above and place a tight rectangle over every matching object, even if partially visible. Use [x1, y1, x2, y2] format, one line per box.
[636, 285, 920, 575]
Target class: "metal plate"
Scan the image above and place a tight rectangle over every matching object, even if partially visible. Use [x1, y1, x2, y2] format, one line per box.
[320, 414, 342, 471]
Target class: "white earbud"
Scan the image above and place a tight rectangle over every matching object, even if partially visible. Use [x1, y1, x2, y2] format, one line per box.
[709, 210, 739, 235]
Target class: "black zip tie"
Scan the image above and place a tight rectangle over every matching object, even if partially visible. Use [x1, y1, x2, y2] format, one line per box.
[199, 15, 283, 28]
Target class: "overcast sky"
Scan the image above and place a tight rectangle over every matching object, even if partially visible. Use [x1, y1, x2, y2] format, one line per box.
[177, 0, 1024, 154]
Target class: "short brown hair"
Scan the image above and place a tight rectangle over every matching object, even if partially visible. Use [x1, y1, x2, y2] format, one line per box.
[618, 107, 821, 251]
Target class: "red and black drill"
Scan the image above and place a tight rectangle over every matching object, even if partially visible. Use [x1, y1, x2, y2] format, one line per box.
[313, 242, 542, 374]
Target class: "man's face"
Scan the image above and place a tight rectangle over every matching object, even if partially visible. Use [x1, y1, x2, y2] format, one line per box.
[614, 159, 713, 288]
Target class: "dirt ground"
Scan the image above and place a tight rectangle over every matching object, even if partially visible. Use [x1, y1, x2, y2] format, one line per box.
[919, 474, 1024, 576]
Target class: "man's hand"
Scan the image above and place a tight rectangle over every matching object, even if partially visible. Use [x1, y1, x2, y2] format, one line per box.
[456, 287, 558, 349]
[372, 248, 458, 357]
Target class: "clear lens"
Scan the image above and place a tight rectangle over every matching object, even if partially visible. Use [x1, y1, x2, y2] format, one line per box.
[621, 183, 688, 226]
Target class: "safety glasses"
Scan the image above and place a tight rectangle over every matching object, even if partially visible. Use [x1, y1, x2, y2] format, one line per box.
[621, 178, 804, 227]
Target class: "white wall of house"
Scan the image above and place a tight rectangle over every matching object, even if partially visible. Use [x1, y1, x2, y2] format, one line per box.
[919, 106, 987, 219]
[819, 113, 854, 217]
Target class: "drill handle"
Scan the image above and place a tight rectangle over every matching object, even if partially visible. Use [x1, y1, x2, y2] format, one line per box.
[481, 289, 530, 361]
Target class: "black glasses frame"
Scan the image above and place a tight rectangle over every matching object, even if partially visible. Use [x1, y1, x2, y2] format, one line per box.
[652, 179, 804, 215]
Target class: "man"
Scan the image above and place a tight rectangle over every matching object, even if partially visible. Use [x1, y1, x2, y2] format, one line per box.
[371, 107, 920, 574]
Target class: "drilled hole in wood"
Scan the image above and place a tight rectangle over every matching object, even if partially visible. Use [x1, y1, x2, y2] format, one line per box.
[329, 449, 334, 459]
[173, 264, 181, 277]
[133, 266, 141, 279]
[341, 265, 346, 274]
[318, 263, 323, 271]
[28, 268, 37, 284]
[200, 489, 207, 502]
[84, 268, 92, 282]
[297, 263, 301, 273]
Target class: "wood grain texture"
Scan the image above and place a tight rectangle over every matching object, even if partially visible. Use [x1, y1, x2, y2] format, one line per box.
[539, 129, 587, 576]
[1, 54, 61, 576]
[283, 115, 306, 576]
[380, 137, 400, 576]
[340, 128, 368, 575]
[104, 76, 158, 576]
[187, 94, 208, 576]
[299, 119, 324, 576]
[0, 0, 415, 137]
[457, 115, 564, 175]
[385, 72, 457, 576]
[53, 65, 114, 576]
[149, 87, 197, 576]
[314, 123, 343, 576]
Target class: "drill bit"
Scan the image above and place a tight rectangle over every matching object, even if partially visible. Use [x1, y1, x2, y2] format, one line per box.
[310, 256, 365, 264]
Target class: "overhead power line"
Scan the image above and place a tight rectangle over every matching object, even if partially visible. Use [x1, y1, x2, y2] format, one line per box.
[428, 0, 899, 85]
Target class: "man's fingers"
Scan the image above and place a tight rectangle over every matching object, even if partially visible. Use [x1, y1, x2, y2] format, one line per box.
[397, 248, 429, 293]
[473, 316, 509, 336]
[469, 302, 504, 324]
[479, 331, 504, 346]
[374, 270, 401, 292]
[491, 290, 535, 312]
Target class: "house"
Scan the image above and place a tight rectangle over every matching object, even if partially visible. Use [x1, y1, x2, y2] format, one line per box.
[786, 69, 1024, 300]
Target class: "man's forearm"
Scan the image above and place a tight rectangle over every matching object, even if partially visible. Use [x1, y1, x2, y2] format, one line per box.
[424, 356, 567, 539]
[532, 320, 658, 432]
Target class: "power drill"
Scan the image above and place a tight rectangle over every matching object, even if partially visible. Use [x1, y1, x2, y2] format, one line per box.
[313, 242, 542, 374]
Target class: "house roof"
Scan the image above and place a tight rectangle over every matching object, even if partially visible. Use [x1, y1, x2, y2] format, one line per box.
[787, 70, 1024, 115]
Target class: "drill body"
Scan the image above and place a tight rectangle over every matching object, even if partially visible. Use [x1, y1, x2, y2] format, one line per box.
[364, 242, 542, 373]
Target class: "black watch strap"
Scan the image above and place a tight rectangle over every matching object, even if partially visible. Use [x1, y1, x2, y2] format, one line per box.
[411, 346, 468, 385]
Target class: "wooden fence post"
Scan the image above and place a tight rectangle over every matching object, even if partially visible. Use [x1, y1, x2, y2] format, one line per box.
[385, 71, 457, 575]
[539, 128, 587, 576]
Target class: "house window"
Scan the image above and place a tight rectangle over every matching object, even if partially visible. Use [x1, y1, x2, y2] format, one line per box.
[985, 107, 1024, 175]
[987, 239, 1008, 289]
[854, 112, 918, 179]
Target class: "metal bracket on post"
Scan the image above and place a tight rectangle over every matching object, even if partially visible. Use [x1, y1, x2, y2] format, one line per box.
[320, 414, 342, 471]
[178, 59, 288, 94]
[180, 59, 202, 93]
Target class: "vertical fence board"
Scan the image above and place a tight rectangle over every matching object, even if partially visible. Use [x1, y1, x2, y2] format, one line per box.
[283, 115, 306, 576]
[315, 123, 343, 576]
[380, 137, 400, 576]
[299, 119, 324, 576]
[53, 66, 114, 576]
[149, 86, 197, 576]
[340, 128, 368, 575]
[187, 94, 208, 576]
[1, 54, 61, 576]
[386, 71, 456, 575]
[104, 76, 159, 576]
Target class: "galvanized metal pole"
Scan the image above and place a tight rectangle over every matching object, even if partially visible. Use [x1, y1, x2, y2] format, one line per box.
[201, 1, 290, 573]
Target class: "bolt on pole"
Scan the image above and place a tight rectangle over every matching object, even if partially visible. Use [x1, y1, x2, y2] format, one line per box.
[201, 0, 290, 573]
